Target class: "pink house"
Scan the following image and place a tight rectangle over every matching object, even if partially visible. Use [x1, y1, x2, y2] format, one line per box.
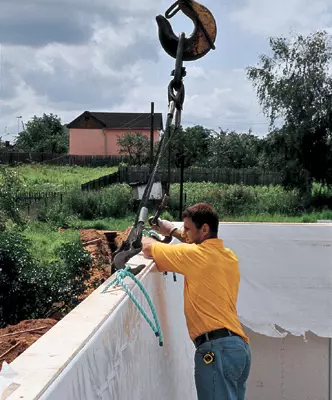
[67, 111, 163, 156]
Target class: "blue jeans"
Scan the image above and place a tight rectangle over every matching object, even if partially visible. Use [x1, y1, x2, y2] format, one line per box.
[194, 335, 251, 400]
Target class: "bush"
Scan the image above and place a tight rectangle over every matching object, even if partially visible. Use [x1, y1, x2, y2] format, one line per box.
[218, 185, 256, 216]
[0, 230, 92, 326]
[37, 184, 133, 226]
[252, 186, 301, 214]
[66, 184, 133, 219]
[0, 167, 25, 228]
[170, 183, 302, 217]
[36, 240, 93, 313]
[310, 183, 332, 210]
[0, 231, 36, 326]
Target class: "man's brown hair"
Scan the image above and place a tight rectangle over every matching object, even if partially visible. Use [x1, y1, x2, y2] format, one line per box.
[182, 203, 219, 237]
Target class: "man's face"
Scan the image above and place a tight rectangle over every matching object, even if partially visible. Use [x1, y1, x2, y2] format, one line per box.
[183, 217, 207, 244]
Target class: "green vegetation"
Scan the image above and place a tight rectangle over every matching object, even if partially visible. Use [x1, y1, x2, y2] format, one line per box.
[0, 228, 92, 326]
[8, 165, 117, 192]
[23, 222, 80, 264]
[170, 182, 332, 217]
[15, 113, 69, 154]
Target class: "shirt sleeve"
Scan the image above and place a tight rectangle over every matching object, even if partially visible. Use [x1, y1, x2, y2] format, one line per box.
[151, 242, 196, 276]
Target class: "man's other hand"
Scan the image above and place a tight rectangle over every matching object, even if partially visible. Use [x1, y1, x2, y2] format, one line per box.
[142, 237, 156, 259]
[151, 219, 176, 237]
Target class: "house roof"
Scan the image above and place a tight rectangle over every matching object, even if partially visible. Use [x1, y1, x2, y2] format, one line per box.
[67, 111, 164, 130]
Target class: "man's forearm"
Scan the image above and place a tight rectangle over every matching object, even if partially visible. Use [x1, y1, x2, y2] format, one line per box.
[171, 228, 187, 243]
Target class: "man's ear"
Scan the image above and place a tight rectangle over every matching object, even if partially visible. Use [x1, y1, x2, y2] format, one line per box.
[202, 223, 209, 233]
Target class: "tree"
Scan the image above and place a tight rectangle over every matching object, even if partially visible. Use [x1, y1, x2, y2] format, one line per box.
[117, 132, 150, 165]
[14, 113, 69, 154]
[168, 125, 212, 168]
[209, 130, 262, 169]
[247, 31, 332, 188]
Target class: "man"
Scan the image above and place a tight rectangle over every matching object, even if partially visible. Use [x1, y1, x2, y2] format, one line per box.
[142, 203, 251, 400]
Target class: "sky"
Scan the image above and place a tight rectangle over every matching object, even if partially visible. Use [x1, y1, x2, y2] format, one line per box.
[1, 0, 332, 142]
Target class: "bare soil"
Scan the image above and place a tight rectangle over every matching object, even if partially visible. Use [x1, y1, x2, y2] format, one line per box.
[0, 319, 58, 367]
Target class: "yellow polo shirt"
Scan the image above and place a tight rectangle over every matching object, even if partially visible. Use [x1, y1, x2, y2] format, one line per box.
[151, 238, 249, 343]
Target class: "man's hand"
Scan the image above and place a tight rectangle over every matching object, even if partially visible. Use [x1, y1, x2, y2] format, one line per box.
[142, 237, 156, 259]
[151, 219, 176, 237]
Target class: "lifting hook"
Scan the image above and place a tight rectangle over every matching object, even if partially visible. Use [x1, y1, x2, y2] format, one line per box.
[156, 0, 217, 62]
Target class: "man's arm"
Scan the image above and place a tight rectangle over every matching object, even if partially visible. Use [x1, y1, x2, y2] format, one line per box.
[142, 237, 195, 275]
[171, 228, 187, 243]
[150, 218, 187, 243]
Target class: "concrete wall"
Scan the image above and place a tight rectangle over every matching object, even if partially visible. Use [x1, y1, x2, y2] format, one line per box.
[69, 128, 160, 156]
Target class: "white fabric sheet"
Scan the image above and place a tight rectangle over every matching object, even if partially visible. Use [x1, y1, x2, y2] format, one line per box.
[40, 269, 197, 400]
[218, 223, 332, 338]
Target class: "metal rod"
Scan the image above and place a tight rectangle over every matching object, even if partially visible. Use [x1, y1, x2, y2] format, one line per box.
[329, 338, 332, 400]
[179, 152, 185, 220]
[150, 102, 155, 172]
[173, 33, 185, 91]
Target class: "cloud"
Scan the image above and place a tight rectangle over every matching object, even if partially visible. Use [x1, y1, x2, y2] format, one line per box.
[113, 64, 269, 135]
[5, 0, 331, 141]
[0, 0, 163, 137]
[230, 0, 332, 37]
[0, 0, 161, 47]
[183, 67, 268, 134]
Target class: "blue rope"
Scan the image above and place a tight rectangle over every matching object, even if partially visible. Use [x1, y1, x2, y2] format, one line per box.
[102, 266, 163, 347]
[143, 228, 162, 241]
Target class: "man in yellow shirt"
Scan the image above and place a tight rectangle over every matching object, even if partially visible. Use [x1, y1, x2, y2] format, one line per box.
[142, 203, 251, 400]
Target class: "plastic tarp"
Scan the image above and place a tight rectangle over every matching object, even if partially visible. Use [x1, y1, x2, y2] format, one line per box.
[40, 269, 197, 400]
[221, 223, 332, 338]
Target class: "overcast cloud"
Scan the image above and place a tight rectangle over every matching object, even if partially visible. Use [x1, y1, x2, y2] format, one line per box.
[1, 0, 332, 141]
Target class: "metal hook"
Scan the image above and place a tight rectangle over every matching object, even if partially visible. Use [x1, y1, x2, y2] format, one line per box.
[156, 0, 217, 62]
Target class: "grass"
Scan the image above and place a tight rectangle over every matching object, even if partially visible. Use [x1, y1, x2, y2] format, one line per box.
[9, 165, 118, 192]
[69, 215, 136, 231]
[22, 216, 135, 264]
[23, 222, 80, 264]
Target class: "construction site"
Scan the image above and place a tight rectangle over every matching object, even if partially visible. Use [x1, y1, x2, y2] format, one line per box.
[1, 0, 332, 399]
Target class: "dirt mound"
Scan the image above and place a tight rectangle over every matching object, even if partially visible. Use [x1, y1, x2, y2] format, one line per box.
[0, 319, 57, 369]
[80, 229, 111, 260]
[79, 228, 131, 299]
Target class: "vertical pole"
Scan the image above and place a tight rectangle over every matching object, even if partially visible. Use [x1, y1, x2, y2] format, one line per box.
[167, 126, 172, 196]
[329, 338, 332, 400]
[179, 154, 185, 221]
[150, 102, 155, 172]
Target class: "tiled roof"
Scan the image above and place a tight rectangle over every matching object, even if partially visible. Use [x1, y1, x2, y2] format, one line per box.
[67, 111, 163, 130]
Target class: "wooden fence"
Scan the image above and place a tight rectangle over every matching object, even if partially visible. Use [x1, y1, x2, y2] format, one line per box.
[12, 167, 282, 206]
[118, 166, 282, 186]
[81, 172, 119, 191]
[0, 152, 129, 166]
[15, 191, 63, 204]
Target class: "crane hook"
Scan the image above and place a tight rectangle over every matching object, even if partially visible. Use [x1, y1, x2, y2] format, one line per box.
[156, 0, 217, 62]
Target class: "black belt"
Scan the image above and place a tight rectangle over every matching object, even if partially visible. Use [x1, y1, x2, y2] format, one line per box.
[194, 328, 239, 348]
